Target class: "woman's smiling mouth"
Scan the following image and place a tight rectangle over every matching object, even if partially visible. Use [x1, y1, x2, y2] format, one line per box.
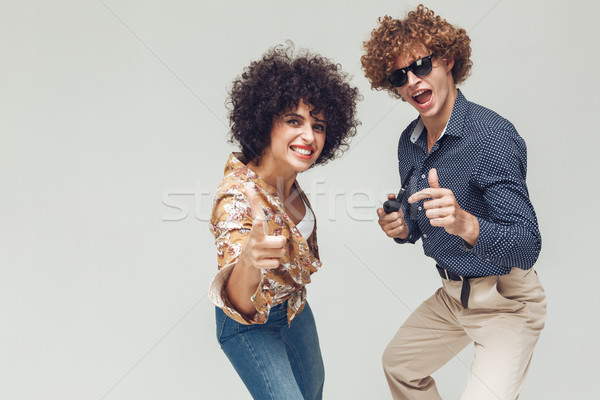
[290, 145, 315, 159]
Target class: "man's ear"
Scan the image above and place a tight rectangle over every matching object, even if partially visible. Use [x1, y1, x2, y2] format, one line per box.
[444, 57, 455, 73]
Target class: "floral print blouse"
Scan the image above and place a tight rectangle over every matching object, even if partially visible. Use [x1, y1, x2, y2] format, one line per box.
[208, 153, 322, 325]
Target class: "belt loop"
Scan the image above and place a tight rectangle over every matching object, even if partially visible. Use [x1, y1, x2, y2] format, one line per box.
[460, 278, 471, 309]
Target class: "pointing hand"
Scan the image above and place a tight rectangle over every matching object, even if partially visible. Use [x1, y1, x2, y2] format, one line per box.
[241, 185, 287, 269]
[408, 169, 479, 244]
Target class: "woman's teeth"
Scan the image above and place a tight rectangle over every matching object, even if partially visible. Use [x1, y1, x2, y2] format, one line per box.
[291, 146, 312, 156]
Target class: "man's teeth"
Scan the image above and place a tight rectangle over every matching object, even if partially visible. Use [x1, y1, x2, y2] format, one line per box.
[413, 90, 426, 98]
[291, 147, 312, 156]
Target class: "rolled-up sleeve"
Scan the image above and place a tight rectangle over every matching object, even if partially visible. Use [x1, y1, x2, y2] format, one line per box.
[207, 189, 272, 325]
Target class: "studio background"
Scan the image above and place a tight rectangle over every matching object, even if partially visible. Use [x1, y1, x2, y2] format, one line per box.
[1, 1, 598, 399]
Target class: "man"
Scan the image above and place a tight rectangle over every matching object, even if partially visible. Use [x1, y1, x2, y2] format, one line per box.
[361, 5, 547, 400]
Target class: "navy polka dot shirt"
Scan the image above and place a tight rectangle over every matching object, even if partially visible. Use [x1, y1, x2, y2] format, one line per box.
[396, 90, 541, 277]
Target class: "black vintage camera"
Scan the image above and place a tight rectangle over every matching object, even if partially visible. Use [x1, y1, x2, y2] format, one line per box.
[383, 166, 415, 214]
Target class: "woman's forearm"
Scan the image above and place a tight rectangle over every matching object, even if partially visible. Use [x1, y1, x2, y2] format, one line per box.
[225, 254, 262, 317]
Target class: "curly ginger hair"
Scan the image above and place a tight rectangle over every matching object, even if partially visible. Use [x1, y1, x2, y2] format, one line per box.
[361, 4, 472, 98]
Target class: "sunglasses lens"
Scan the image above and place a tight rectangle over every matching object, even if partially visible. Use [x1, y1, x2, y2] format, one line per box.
[389, 69, 407, 87]
[388, 55, 434, 87]
[412, 57, 433, 77]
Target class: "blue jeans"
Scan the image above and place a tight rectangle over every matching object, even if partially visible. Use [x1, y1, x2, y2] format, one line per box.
[215, 301, 324, 400]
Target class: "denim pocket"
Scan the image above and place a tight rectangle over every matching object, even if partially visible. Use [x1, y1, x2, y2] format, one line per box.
[215, 307, 237, 345]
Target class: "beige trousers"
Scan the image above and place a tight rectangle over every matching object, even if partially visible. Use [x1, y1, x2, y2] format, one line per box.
[383, 267, 547, 400]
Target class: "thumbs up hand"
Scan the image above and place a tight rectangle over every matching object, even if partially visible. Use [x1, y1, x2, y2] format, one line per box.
[240, 185, 287, 270]
[407, 168, 479, 245]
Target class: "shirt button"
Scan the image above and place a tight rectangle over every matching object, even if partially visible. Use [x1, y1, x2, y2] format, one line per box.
[418, 206, 422, 211]
[421, 174, 426, 179]
[423, 234, 428, 239]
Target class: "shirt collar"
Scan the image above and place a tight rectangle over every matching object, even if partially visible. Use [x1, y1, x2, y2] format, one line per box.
[224, 152, 287, 198]
[224, 152, 250, 174]
[443, 89, 468, 138]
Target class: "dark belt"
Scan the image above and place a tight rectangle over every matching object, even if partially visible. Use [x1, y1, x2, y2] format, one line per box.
[436, 265, 481, 309]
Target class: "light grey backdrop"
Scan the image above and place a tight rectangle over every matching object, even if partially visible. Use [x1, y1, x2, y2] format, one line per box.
[1, 0, 598, 399]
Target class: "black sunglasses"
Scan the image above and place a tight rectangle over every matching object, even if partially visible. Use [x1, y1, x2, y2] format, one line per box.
[388, 54, 436, 87]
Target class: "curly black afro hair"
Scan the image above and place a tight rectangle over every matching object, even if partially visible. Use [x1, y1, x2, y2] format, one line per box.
[227, 43, 361, 166]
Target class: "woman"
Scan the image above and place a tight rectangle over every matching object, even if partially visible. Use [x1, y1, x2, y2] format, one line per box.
[208, 43, 360, 399]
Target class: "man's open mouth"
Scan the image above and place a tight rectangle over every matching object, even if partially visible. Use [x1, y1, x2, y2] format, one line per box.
[413, 89, 432, 105]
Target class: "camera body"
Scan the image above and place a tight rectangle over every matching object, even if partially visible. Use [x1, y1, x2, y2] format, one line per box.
[383, 198, 403, 214]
